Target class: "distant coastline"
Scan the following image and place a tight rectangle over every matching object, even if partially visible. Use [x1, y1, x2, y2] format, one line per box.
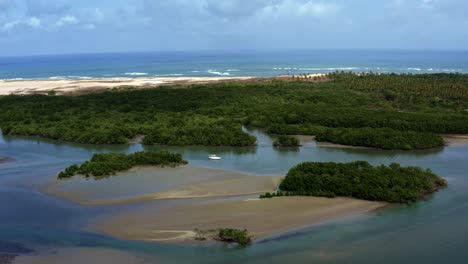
[0, 76, 254, 96]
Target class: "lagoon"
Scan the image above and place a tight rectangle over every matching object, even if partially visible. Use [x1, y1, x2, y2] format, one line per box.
[1, 129, 468, 263]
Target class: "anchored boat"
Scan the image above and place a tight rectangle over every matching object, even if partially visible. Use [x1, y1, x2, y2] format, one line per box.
[208, 154, 221, 160]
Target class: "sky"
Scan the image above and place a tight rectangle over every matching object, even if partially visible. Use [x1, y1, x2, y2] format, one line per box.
[0, 0, 467, 56]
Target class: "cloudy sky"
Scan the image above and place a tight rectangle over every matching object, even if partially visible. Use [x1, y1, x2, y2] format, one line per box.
[0, 0, 467, 56]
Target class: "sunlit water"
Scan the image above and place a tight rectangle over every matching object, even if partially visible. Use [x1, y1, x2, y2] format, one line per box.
[1, 129, 468, 263]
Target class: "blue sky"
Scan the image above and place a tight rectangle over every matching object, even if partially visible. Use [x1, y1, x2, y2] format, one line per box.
[0, 0, 467, 56]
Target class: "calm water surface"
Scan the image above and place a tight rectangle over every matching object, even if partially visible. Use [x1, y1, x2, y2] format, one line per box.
[1, 129, 467, 263]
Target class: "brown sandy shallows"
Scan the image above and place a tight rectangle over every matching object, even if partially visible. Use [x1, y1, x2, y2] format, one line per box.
[13, 248, 149, 264]
[43, 165, 283, 206]
[443, 134, 468, 147]
[0, 77, 253, 96]
[95, 196, 385, 243]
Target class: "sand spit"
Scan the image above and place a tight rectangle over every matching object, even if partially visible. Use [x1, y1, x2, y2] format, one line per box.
[95, 197, 385, 243]
[0, 77, 253, 96]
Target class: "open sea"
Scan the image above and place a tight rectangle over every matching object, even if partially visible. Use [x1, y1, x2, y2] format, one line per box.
[1, 49, 468, 80]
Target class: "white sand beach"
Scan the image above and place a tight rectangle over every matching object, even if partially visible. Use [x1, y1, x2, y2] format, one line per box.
[0, 77, 253, 96]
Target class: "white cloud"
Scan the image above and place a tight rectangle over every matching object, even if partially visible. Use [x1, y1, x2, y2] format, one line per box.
[56, 15, 78, 26]
[1, 16, 41, 31]
[260, 0, 339, 19]
[28, 17, 41, 27]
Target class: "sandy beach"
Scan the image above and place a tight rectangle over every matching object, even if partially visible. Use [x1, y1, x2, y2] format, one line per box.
[13, 248, 148, 264]
[443, 134, 468, 147]
[0, 77, 253, 96]
[43, 165, 282, 205]
[95, 196, 385, 243]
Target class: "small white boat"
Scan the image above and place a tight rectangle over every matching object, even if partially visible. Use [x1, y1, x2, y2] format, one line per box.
[208, 154, 221, 160]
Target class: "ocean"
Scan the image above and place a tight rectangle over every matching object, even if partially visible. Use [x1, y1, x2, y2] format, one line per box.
[1, 49, 468, 80]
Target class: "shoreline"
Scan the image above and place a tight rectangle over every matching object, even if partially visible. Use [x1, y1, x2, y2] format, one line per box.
[443, 134, 468, 147]
[0, 76, 255, 96]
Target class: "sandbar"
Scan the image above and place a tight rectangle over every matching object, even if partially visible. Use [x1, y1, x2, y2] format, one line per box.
[95, 196, 385, 243]
[43, 165, 282, 205]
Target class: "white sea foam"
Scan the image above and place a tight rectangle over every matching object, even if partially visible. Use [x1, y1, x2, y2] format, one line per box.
[154, 74, 184, 77]
[67, 76, 92, 79]
[3, 78, 25, 81]
[191, 71, 201, 73]
[298, 68, 323, 71]
[276, 67, 360, 71]
[227, 69, 240, 72]
[124, 72, 148, 76]
[207, 70, 231, 76]
[49, 76, 66, 80]
[325, 67, 360, 71]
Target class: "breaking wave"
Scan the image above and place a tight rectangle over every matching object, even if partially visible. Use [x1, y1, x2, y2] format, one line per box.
[124, 72, 148, 76]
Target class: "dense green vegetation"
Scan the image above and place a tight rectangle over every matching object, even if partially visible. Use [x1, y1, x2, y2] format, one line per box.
[1, 73, 467, 149]
[58, 151, 187, 179]
[275, 161, 447, 203]
[273, 135, 301, 147]
[216, 228, 252, 247]
[315, 128, 444, 150]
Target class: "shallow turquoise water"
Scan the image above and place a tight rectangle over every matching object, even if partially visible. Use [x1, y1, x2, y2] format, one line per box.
[1, 129, 468, 263]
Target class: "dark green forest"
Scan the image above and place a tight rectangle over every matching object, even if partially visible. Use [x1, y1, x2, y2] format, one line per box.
[58, 151, 187, 179]
[273, 135, 301, 147]
[277, 161, 447, 203]
[1, 73, 467, 149]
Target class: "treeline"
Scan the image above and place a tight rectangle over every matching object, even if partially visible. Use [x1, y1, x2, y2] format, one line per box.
[315, 127, 444, 150]
[1, 73, 467, 149]
[328, 72, 468, 107]
[58, 151, 187, 179]
[273, 135, 300, 147]
[277, 161, 447, 203]
[142, 118, 256, 146]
